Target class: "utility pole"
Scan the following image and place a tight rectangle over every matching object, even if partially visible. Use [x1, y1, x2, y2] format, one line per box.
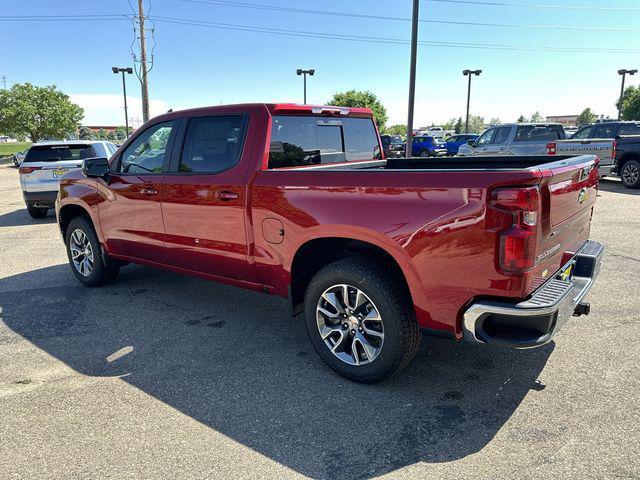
[463, 69, 482, 133]
[618, 69, 637, 120]
[405, 0, 420, 159]
[138, 0, 150, 122]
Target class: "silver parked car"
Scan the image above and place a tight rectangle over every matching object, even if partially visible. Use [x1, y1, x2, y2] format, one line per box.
[19, 140, 117, 218]
[12, 150, 26, 168]
[458, 123, 566, 157]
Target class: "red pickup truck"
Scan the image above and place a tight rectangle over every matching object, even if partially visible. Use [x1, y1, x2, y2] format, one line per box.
[55, 103, 604, 382]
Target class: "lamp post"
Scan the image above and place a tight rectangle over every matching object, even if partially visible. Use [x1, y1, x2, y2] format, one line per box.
[463, 69, 482, 134]
[617, 69, 637, 120]
[112, 66, 133, 138]
[405, 0, 420, 159]
[296, 69, 315, 104]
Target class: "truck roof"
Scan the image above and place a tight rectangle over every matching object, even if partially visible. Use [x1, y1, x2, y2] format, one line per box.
[151, 103, 375, 120]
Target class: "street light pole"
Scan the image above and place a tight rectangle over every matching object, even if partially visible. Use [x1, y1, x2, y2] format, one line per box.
[405, 0, 420, 159]
[112, 67, 133, 138]
[463, 69, 482, 134]
[618, 68, 637, 120]
[296, 69, 315, 104]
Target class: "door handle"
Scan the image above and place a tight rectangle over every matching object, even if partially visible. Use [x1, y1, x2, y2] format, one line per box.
[216, 190, 240, 201]
[141, 187, 158, 196]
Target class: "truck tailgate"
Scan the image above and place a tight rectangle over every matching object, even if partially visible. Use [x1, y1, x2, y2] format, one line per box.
[533, 156, 599, 288]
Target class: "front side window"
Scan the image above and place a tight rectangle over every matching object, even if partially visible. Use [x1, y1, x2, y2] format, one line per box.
[493, 127, 512, 145]
[572, 126, 592, 139]
[119, 121, 173, 174]
[268, 116, 379, 168]
[179, 115, 246, 173]
[476, 129, 496, 146]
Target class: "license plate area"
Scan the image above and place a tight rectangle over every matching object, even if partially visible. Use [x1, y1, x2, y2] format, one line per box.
[52, 168, 69, 178]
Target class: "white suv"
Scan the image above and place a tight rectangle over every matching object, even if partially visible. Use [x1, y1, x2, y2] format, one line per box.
[19, 140, 118, 218]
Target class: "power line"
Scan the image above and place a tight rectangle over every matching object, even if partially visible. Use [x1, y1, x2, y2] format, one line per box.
[150, 15, 640, 53]
[426, 0, 640, 12]
[0, 14, 128, 21]
[180, 0, 640, 32]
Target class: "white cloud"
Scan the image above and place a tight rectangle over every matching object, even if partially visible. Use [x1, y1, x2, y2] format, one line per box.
[70, 94, 170, 128]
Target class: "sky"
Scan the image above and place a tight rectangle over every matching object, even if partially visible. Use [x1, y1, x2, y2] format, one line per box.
[2, 0, 640, 127]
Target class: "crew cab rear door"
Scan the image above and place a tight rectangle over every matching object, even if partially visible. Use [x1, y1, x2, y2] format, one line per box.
[160, 113, 250, 280]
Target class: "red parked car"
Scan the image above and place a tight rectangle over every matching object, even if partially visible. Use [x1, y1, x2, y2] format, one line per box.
[56, 103, 603, 382]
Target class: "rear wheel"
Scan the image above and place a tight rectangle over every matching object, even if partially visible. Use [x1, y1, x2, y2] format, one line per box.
[304, 257, 421, 383]
[65, 216, 119, 286]
[26, 204, 48, 219]
[420, 149, 429, 157]
[620, 159, 640, 189]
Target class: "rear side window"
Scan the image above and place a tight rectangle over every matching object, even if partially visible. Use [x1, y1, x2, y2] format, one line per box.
[268, 116, 380, 169]
[592, 124, 618, 138]
[618, 123, 640, 135]
[179, 115, 246, 173]
[514, 125, 563, 142]
[24, 144, 95, 162]
[571, 126, 592, 139]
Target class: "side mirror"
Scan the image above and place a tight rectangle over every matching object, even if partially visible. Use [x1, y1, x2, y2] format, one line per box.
[467, 139, 476, 146]
[83, 157, 110, 178]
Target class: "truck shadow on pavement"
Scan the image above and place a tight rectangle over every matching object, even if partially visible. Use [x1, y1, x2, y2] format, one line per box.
[598, 178, 640, 195]
[0, 208, 56, 227]
[1, 263, 553, 480]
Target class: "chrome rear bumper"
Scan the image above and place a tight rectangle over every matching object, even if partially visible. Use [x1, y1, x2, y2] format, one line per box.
[463, 240, 604, 349]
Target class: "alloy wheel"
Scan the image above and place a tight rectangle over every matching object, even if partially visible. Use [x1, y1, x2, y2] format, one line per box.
[622, 163, 639, 186]
[69, 229, 94, 277]
[316, 284, 384, 366]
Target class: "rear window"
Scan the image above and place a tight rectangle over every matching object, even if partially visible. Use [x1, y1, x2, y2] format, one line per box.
[24, 144, 96, 162]
[268, 116, 380, 169]
[514, 126, 564, 142]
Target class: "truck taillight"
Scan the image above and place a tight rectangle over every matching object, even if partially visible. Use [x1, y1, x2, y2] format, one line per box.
[490, 186, 540, 274]
[546, 142, 556, 155]
[612, 140, 617, 160]
[19, 166, 42, 175]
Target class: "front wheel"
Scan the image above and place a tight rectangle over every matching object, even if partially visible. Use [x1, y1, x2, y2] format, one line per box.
[420, 149, 429, 157]
[304, 257, 421, 383]
[620, 159, 640, 189]
[65, 216, 120, 286]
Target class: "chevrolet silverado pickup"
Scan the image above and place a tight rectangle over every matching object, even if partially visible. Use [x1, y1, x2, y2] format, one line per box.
[55, 103, 604, 383]
[458, 123, 566, 157]
[549, 122, 640, 188]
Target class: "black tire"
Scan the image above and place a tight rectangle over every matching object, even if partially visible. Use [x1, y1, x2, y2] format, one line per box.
[419, 149, 429, 158]
[26, 204, 48, 219]
[303, 257, 421, 383]
[620, 159, 640, 189]
[65, 216, 119, 287]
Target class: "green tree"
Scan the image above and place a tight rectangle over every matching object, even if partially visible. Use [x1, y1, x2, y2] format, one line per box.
[530, 111, 544, 123]
[454, 117, 463, 134]
[78, 126, 93, 140]
[115, 127, 127, 140]
[442, 118, 457, 131]
[327, 90, 388, 129]
[489, 117, 501, 125]
[383, 124, 407, 136]
[107, 130, 117, 141]
[0, 83, 83, 142]
[517, 115, 528, 123]
[617, 86, 640, 121]
[96, 128, 107, 140]
[576, 108, 597, 126]
[466, 115, 485, 134]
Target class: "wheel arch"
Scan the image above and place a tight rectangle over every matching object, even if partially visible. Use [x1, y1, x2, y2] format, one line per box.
[617, 152, 640, 171]
[58, 202, 95, 240]
[288, 232, 423, 318]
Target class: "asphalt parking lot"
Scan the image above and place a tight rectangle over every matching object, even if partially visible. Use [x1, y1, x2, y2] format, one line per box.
[0, 159, 638, 480]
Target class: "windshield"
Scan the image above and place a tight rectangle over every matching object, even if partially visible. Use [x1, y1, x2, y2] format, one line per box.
[389, 135, 403, 144]
[24, 144, 96, 162]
